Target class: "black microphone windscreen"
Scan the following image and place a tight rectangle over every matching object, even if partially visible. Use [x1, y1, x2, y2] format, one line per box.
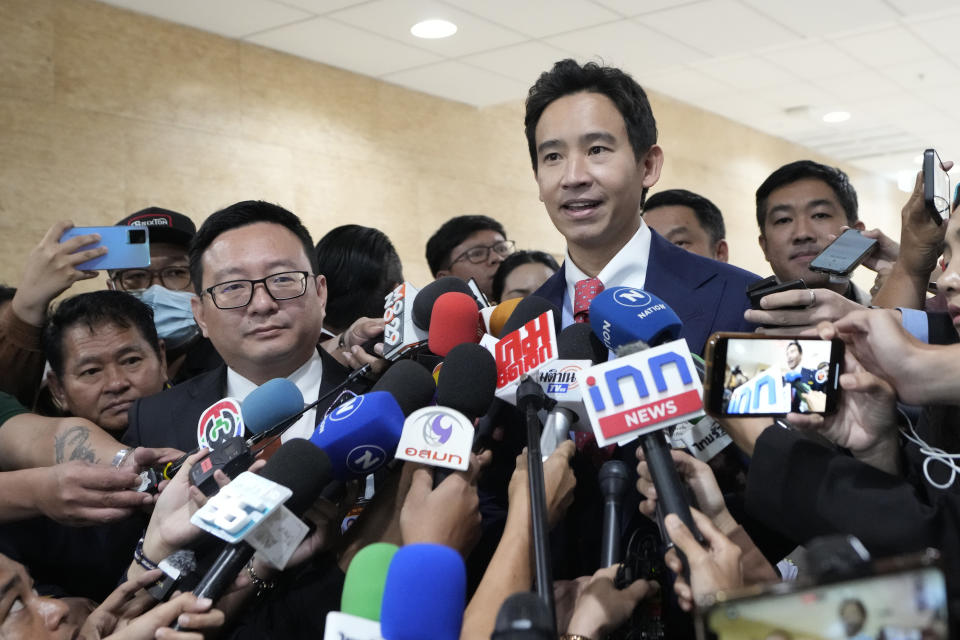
[372, 359, 437, 417]
[498, 295, 560, 338]
[259, 439, 332, 515]
[436, 343, 497, 421]
[492, 591, 554, 639]
[557, 323, 609, 363]
[412, 277, 476, 330]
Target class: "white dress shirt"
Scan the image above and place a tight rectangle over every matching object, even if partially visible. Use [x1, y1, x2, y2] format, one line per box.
[225, 349, 324, 442]
[561, 222, 652, 326]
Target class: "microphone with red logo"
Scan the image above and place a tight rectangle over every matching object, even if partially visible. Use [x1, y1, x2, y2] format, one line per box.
[382, 281, 429, 362]
[586, 287, 705, 549]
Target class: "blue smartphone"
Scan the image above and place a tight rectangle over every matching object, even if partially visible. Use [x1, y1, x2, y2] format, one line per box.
[59, 226, 151, 270]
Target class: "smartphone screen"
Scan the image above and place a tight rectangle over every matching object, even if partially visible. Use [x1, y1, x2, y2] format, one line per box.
[809, 229, 877, 277]
[699, 562, 948, 640]
[924, 148, 951, 225]
[704, 333, 842, 416]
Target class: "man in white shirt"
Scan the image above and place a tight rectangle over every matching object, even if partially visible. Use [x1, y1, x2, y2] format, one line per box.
[526, 59, 757, 353]
[124, 201, 368, 451]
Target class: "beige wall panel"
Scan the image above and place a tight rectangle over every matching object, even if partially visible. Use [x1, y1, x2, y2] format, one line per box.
[0, 0, 903, 301]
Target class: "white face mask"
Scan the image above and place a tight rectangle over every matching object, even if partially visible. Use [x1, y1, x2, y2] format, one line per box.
[129, 285, 199, 350]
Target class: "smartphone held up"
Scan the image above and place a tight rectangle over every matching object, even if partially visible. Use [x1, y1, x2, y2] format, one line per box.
[703, 333, 842, 417]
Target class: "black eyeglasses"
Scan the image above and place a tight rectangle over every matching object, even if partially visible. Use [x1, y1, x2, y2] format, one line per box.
[450, 240, 515, 266]
[202, 271, 313, 309]
[112, 266, 192, 291]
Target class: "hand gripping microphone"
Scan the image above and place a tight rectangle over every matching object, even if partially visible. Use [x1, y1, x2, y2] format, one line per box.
[587, 287, 704, 547]
[599, 459, 630, 568]
[380, 543, 467, 640]
[182, 439, 332, 616]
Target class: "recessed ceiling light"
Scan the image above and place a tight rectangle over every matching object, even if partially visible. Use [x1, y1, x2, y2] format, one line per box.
[822, 111, 851, 123]
[410, 19, 457, 39]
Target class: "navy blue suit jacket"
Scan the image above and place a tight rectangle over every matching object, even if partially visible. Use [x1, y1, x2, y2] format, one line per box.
[533, 229, 760, 355]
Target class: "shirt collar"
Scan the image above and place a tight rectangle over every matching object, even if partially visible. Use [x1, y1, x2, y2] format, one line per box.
[225, 349, 324, 403]
[564, 222, 651, 306]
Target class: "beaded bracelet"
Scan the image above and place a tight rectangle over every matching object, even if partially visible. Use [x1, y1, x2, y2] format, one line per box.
[133, 536, 158, 571]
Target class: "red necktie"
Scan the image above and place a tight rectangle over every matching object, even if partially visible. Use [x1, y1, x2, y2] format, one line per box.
[574, 277, 604, 324]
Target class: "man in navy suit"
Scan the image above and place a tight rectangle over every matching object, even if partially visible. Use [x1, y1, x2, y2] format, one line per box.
[525, 59, 758, 353]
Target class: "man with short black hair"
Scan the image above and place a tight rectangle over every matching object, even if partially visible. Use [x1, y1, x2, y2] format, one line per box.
[44, 290, 167, 434]
[425, 215, 514, 300]
[754, 160, 868, 302]
[526, 59, 757, 354]
[124, 200, 366, 452]
[643, 188, 728, 262]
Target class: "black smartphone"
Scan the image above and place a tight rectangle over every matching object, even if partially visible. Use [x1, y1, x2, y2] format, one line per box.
[924, 148, 951, 225]
[746, 276, 807, 310]
[697, 550, 948, 640]
[809, 228, 877, 277]
[703, 332, 842, 416]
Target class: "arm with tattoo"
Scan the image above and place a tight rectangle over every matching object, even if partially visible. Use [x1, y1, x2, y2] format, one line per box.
[0, 414, 121, 470]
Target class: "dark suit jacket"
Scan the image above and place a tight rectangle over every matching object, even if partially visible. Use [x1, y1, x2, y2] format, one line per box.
[123, 348, 358, 450]
[532, 229, 760, 355]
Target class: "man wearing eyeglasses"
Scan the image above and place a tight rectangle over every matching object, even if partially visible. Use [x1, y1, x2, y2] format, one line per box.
[122, 200, 363, 452]
[426, 215, 514, 301]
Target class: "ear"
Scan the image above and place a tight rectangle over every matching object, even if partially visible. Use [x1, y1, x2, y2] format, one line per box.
[191, 294, 209, 338]
[314, 274, 328, 311]
[47, 370, 68, 412]
[714, 240, 729, 263]
[435, 269, 450, 279]
[639, 145, 664, 189]
[758, 234, 769, 261]
[853, 220, 866, 231]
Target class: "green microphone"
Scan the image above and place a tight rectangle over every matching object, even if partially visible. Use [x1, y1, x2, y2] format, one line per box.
[341, 542, 399, 621]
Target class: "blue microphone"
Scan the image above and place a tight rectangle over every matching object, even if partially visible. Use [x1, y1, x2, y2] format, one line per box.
[587, 288, 705, 553]
[242, 378, 304, 433]
[310, 391, 406, 481]
[589, 286, 681, 351]
[380, 544, 466, 640]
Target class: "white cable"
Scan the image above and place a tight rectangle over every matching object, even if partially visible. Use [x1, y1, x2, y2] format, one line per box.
[900, 421, 960, 490]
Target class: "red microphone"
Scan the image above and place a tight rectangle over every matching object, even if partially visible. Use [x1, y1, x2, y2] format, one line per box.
[428, 292, 481, 357]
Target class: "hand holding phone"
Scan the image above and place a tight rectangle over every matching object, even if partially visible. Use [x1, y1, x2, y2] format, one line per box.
[703, 333, 842, 417]
[809, 229, 877, 277]
[923, 148, 951, 225]
[58, 225, 151, 271]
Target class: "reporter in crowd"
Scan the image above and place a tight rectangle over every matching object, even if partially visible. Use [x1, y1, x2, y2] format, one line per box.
[642, 188, 729, 262]
[426, 214, 514, 302]
[490, 250, 559, 303]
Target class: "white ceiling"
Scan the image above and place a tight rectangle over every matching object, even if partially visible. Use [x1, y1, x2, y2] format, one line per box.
[98, 0, 960, 186]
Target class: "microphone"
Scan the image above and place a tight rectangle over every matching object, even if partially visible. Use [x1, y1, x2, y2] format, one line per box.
[491, 591, 554, 640]
[599, 460, 630, 568]
[428, 291, 481, 357]
[380, 544, 466, 640]
[539, 323, 611, 457]
[382, 281, 429, 361]
[312, 362, 437, 481]
[341, 542, 399, 621]
[150, 379, 305, 486]
[412, 276, 477, 331]
[187, 439, 332, 606]
[395, 343, 496, 475]
[494, 296, 561, 400]
[585, 287, 705, 546]
[486, 297, 522, 337]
